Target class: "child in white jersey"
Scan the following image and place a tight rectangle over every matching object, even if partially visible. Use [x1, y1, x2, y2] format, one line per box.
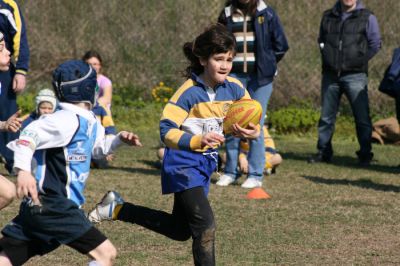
[0, 60, 142, 266]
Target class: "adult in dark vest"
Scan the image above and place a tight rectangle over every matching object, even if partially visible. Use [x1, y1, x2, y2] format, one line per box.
[308, 0, 381, 166]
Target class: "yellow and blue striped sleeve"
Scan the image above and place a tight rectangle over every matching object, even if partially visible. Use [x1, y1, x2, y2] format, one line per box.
[2, 0, 29, 73]
[159, 80, 203, 151]
[159, 102, 202, 151]
[226, 76, 251, 100]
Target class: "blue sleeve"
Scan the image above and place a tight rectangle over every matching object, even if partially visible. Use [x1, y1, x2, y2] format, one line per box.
[387, 48, 400, 81]
[269, 9, 289, 62]
[366, 14, 381, 60]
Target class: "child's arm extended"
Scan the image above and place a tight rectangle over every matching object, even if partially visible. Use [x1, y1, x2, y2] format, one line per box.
[118, 131, 142, 146]
[92, 128, 142, 159]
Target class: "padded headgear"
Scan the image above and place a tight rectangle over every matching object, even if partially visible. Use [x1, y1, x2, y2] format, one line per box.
[52, 60, 98, 107]
[35, 88, 57, 113]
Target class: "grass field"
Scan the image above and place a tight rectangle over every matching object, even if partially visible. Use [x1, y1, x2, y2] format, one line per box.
[1, 132, 399, 265]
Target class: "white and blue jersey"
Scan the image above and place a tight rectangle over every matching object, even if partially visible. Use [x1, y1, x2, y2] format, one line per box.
[7, 102, 123, 207]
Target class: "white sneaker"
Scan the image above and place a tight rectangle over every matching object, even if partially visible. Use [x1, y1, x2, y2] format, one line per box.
[241, 177, 262, 189]
[216, 175, 236, 186]
[87, 191, 124, 223]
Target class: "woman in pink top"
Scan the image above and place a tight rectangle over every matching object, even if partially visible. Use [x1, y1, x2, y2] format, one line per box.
[82, 50, 113, 110]
[83, 50, 116, 166]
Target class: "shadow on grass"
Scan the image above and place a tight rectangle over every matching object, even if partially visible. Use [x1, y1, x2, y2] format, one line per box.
[303, 175, 400, 192]
[139, 159, 162, 169]
[107, 163, 161, 176]
[282, 152, 400, 174]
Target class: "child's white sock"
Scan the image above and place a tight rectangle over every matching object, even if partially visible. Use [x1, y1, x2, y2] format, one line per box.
[88, 261, 101, 266]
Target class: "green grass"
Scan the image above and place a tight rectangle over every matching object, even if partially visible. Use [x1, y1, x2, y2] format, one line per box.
[1, 133, 400, 265]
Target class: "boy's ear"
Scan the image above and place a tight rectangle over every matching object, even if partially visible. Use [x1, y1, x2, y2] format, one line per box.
[199, 58, 207, 67]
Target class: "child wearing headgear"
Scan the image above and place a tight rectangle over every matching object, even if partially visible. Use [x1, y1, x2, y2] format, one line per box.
[87, 24, 260, 265]
[0, 60, 142, 266]
[21, 88, 58, 129]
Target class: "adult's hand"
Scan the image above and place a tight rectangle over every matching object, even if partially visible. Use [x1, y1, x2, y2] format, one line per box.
[13, 73, 26, 93]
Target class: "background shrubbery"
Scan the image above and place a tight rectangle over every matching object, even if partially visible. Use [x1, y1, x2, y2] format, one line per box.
[16, 0, 400, 135]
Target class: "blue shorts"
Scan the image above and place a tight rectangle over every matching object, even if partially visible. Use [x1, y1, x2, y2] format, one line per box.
[2, 194, 93, 245]
[161, 147, 217, 195]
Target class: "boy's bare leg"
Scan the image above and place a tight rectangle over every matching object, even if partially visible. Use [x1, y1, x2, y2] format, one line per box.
[0, 175, 16, 210]
[87, 239, 117, 266]
[0, 251, 12, 266]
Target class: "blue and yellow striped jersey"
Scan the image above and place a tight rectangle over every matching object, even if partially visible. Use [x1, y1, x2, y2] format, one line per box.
[160, 73, 251, 152]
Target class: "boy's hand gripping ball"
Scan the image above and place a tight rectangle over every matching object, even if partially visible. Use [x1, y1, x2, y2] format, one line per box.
[223, 99, 262, 135]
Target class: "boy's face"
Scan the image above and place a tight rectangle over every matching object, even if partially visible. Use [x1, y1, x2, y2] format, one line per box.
[38, 102, 54, 115]
[200, 51, 233, 88]
[0, 40, 11, 72]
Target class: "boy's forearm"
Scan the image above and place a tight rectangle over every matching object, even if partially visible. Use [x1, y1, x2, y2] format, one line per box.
[13, 150, 34, 173]
[92, 134, 123, 159]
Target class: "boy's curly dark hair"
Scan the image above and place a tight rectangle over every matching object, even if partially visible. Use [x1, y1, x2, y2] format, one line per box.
[182, 23, 236, 78]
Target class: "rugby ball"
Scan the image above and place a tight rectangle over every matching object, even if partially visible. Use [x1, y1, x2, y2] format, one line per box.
[223, 99, 262, 134]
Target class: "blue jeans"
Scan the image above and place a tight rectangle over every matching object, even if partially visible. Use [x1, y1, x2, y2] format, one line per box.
[317, 72, 373, 160]
[224, 73, 273, 181]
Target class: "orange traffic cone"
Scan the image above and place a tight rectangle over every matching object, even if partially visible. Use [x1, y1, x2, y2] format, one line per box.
[246, 187, 271, 199]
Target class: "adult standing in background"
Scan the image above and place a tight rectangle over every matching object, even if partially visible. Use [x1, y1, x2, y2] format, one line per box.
[308, 0, 381, 166]
[217, 0, 288, 188]
[0, 0, 29, 173]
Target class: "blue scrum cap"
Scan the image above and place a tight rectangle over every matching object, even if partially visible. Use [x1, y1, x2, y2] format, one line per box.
[52, 60, 98, 107]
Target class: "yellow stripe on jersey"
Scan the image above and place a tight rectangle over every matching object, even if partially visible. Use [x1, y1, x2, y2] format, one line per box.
[190, 135, 202, 151]
[164, 128, 186, 150]
[226, 76, 244, 89]
[101, 116, 114, 127]
[169, 79, 196, 104]
[226, 76, 251, 99]
[4, 0, 22, 60]
[187, 101, 233, 119]
[161, 103, 188, 127]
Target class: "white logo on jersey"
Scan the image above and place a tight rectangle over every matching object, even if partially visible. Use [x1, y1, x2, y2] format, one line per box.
[71, 171, 89, 183]
[67, 141, 88, 161]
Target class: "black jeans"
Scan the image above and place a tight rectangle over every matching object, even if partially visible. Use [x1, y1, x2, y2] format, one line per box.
[118, 186, 216, 266]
